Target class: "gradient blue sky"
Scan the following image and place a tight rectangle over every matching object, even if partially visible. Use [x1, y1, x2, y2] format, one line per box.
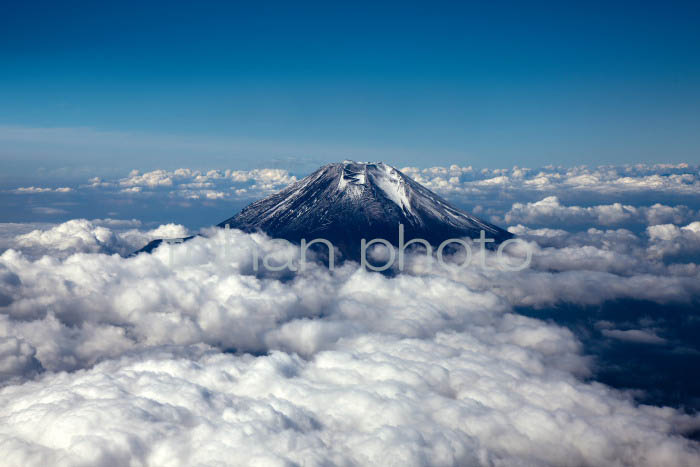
[2, 0, 699, 179]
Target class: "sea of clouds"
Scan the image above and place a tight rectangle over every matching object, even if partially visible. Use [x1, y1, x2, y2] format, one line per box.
[1, 163, 700, 466]
[5, 162, 700, 231]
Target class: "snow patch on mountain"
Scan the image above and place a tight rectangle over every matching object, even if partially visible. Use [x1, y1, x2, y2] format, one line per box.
[370, 163, 415, 217]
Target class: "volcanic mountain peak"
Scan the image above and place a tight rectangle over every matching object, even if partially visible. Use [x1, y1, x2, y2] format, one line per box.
[218, 161, 512, 259]
[335, 161, 412, 212]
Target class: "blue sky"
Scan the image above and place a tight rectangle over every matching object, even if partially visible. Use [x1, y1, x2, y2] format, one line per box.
[2, 0, 699, 179]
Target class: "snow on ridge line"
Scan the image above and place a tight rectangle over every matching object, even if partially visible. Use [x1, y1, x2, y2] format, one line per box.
[335, 160, 417, 214]
[334, 160, 499, 231]
[370, 163, 415, 217]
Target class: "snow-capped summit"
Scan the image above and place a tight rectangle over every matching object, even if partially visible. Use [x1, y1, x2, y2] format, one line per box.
[218, 161, 512, 260]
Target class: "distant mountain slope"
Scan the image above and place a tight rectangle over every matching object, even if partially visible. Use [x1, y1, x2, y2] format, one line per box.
[130, 236, 197, 256]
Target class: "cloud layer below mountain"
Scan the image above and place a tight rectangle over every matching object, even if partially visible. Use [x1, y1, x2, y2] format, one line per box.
[1, 211, 700, 466]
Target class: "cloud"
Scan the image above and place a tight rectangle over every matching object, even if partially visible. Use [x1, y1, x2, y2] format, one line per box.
[0, 336, 43, 384]
[147, 223, 189, 239]
[106, 167, 298, 201]
[601, 328, 667, 345]
[14, 187, 52, 193]
[503, 196, 693, 227]
[0, 338, 697, 467]
[510, 221, 700, 266]
[0, 224, 698, 465]
[120, 169, 174, 188]
[230, 168, 297, 190]
[506, 196, 637, 225]
[31, 207, 68, 215]
[401, 163, 700, 199]
[120, 186, 142, 193]
[647, 222, 700, 241]
[13, 186, 73, 194]
[13, 219, 128, 256]
[5, 219, 189, 258]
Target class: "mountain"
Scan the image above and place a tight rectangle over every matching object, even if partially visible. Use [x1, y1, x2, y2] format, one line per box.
[218, 161, 512, 260]
[130, 236, 197, 256]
